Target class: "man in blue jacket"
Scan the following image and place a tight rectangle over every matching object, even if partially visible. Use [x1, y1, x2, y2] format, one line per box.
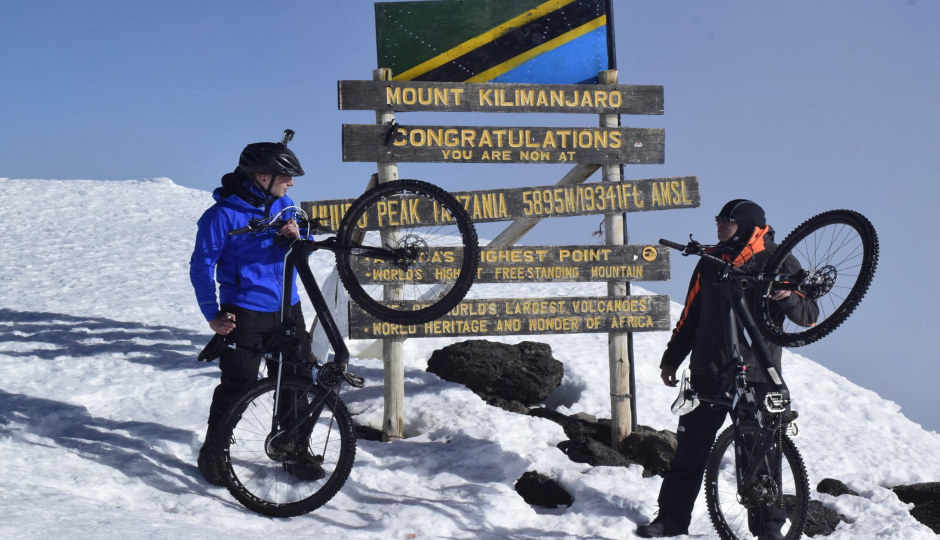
[190, 137, 313, 486]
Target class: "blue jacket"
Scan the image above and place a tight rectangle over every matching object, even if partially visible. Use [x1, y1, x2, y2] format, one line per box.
[190, 174, 301, 321]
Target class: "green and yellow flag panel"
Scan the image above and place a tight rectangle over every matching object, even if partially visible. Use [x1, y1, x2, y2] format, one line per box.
[375, 0, 611, 84]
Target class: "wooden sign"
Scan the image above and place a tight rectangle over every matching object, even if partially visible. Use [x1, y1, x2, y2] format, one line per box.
[342, 124, 664, 164]
[351, 244, 670, 284]
[348, 294, 671, 339]
[301, 176, 699, 231]
[338, 81, 664, 115]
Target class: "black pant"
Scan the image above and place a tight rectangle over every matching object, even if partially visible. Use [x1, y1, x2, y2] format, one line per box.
[206, 303, 307, 432]
[658, 376, 785, 534]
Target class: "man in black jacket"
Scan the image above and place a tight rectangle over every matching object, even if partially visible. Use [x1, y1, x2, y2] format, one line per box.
[637, 200, 818, 539]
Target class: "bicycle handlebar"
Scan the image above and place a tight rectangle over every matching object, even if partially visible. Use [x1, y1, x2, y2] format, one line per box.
[228, 217, 335, 237]
[658, 239, 689, 252]
[660, 237, 805, 289]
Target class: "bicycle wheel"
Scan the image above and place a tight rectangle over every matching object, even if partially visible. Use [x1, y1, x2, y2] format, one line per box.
[705, 423, 809, 540]
[216, 375, 356, 517]
[336, 179, 479, 325]
[753, 210, 878, 347]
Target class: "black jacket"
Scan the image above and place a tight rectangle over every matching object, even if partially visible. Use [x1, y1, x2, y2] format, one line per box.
[661, 226, 818, 384]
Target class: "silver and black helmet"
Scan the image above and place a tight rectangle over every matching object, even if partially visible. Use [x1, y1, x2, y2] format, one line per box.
[238, 130, 305, 177]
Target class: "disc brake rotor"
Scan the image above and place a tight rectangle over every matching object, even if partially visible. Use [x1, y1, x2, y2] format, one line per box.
[392, 233, 429, 268]
[800, 264, 837, 300]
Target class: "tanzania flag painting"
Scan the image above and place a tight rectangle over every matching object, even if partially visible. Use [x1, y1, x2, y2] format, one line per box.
[375, 0, 612, 84]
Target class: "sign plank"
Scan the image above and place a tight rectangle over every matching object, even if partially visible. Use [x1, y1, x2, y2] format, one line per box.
[348, 295, 671, 339]
[301, 177, 699, 231]
[338, 81, 664, 115]
[351, 244, 670, 285]
[342, 124, 664, 164]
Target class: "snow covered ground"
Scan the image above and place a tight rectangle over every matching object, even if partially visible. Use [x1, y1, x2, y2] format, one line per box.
[0, 178, 937, 539]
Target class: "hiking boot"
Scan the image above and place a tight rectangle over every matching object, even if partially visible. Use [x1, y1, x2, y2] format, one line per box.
[758, 531, 784, 540]
[198, 430, 225, 487]
[635, 516, 689, 538]
[282, 455, 326, 481]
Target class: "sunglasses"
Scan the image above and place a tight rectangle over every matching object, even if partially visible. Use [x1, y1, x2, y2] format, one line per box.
[715, 216, 736, 224]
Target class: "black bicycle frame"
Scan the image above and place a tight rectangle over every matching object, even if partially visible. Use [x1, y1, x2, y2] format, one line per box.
[718, 279, 789, 488]
[267, 238, 352, 440]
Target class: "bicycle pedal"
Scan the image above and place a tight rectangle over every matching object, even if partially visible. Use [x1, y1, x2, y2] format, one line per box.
[786, 421, 801, 438]
[764, 392, 787, 413]
[343, 372, 365, 388]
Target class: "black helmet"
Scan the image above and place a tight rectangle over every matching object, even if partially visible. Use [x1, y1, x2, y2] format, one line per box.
[238, 131, 305, 177]
[717, 199, 765, 235]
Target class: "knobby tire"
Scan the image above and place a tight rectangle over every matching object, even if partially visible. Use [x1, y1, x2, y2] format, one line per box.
[754, 209, 878, 347]
[336, 179, 479, 325]
[705, 423, 810, 540]
[216, 376, 356, 517]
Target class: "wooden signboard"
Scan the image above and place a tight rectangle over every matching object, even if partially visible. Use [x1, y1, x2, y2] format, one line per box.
[349, 294, 671, 339]
[342, 124, 664, 164]
[338, 81, 664, 115]
[351, 244, 670, 284]
[302, 176, 698, 231]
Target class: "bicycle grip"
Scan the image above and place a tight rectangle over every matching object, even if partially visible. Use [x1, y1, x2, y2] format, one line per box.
[229, 225, 252, 237]
[659, 239, 686, 251]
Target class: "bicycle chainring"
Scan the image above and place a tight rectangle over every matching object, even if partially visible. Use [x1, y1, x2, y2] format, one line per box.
[317, 362, 346, 389]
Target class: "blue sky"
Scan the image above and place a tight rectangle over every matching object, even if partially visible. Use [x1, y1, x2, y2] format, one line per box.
[2, 1, 938, 432]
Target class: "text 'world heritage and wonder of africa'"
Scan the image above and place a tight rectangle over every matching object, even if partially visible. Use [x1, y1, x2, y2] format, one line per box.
[349, 295, 671, 339]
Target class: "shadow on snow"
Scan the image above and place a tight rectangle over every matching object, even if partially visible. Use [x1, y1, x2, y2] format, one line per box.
[0, 389, 230, 499]
[0, 308, 212, 372]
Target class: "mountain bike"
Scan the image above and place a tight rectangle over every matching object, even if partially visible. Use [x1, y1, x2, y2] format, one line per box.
[204, 178, 479, 517]
[661, 210, 878, 540]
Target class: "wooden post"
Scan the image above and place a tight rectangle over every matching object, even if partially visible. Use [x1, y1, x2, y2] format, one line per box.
[374, 68, 405, 442]
[599, 69, 632, 449]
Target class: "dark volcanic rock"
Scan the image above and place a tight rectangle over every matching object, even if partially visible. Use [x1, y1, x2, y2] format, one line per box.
[427, 340, 564, 406]
[514, 471, 573, 508]
[480, 394, 529, 414]
[816, 478, 859, 498]
[527, 408, 611, 445]
[353, 423, 384, 442]
[530, 409, 669, 472]
[786, 498, 847, 537]
[557, 438, 633, 468]
[893, 482, 940, 506]
[527, 407, 570, 425]
[894, 483, 940, 534]
[910, 500, 940, 534]
[620, 425, 677, 475]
